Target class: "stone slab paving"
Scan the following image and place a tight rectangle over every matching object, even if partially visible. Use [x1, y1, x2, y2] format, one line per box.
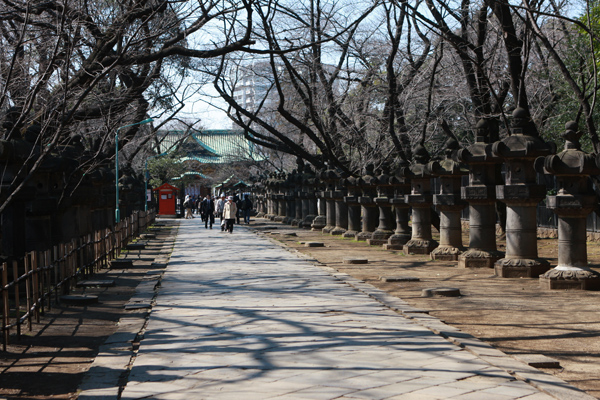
[85, 220, 593, 400]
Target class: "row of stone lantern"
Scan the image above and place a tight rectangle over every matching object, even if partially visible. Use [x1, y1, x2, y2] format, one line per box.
[250, 109, 600, 290]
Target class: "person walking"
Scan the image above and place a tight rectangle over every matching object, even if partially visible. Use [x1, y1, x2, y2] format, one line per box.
[200, 196, 215, 229]
[241, 194, 253, 224]
[183, 195, 194, 219]
[216, 194, 226, 231]
[234, 195, 242, 224]
[223, 196, 237, 234]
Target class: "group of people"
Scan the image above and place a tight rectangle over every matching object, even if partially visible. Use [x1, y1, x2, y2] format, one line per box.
[184, 193, 253, 233]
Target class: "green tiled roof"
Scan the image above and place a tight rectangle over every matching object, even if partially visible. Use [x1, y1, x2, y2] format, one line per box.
[157, 129, 265, 164]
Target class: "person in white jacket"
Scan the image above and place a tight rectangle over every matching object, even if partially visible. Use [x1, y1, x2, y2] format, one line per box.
[223, 196, 238, 233]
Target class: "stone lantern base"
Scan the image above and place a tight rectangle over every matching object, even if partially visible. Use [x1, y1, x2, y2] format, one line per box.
[458, 249, 503, 269]
[300, 214, 316, 228]
[367, 230, 393, 246]
[431, 245, 462, 261]
[342, 230, 359, 238]
[355, 231, 374, 242]
[494, 258, 551, 278]
[330, 227, 347, 236]
[539, 266, 600, 290]
[404, 239, 438, 255]
[311, 215, 326, 231]
[382, 233, 411, 250]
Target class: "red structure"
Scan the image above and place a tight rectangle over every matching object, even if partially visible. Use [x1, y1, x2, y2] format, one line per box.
[154, 183, 180, 217]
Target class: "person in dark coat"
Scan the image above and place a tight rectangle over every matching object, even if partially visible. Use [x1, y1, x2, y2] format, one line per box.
[241, 194, 253, 224]
[200, 196, 215, 229]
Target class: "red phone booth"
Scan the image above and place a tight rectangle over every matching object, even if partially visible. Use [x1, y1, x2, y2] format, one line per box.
[154, 183, 180, 217]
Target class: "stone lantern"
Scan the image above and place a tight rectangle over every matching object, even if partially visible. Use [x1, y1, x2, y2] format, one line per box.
[356, 164, 379, 241]
[536, 121, 600, 290]
[342, 174, 362, 238]
[429, 138, 468, 261]
[311, 169, 327, 231]
[291, 162, 304, 226]
[368, 166, 396, 246]
[299, 164, 318, 228]
[320, 165, 338, 233]
[492, 108, 554, 277]
[283, 172, 295, 224]
[383, 161, 411, 250]
[457, 119, 504, 268]
[403, 144, 438, 255]
[265, 173, 276, 220]
[330, 169, 349, 236]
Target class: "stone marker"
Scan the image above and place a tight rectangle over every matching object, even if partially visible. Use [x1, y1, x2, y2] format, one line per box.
[421, 287, 461, 297]
[380, 276, 420, 282]
[126, 242, 146, 250]
[305, 242, 325, 247]
[343, 258, 368, 264]
[60, 295, 99, 305]
[514, 354, 561, 368]
[110, 259, 133, 268]
[77, 280, 116, 287]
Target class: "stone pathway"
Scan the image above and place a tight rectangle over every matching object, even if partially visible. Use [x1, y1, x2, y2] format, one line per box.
[79, 219, 594, 399]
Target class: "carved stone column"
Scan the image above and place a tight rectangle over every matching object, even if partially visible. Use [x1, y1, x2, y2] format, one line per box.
[331, 170, 348, 236]
[537, 122, 600, 290]
[311, 172, 327, 231]
[368, 167, 395, 246]
[429, 139, 468, 261]
[342, 175, 362, 238]
[457, 119, 504, 268]
[383, 166, 411, 250]
[300, 164, 317, 228]
[274, 173, 286, 222]
[403, 145, 438, 255]
[283, 172, 295, 224]
[320, 167, 337, 234]
[356, 165, 378, 241]
[492, 108, 554, 278]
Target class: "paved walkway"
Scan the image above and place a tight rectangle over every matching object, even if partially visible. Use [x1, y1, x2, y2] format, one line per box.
[79, 219, 594, 400]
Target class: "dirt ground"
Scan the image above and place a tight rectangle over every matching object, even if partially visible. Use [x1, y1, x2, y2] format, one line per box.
[1, 218, 599, 399]
[256, 221, 600, 399]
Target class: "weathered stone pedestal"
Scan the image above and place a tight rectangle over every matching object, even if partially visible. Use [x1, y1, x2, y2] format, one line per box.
[383, 199, 411, 250]
[355, 165, 378, 242]
[301, 168, 319, 229]
[274, 193, 286, 222]
[537, 121, 600, 290]
[492, 108, 553, 278]
[383, 172, 411, 250]
[322, 191, 336, 234]
[457, 119, 504, 268]
[331, 189, 348, 236]
[403, 145, 438, 255]
[368, 169, 395, 246]
[540, 215, 600, 290]
[429, 139, 467, 261]
[342, 176, 361, 238]
[311, 193, 327, 231]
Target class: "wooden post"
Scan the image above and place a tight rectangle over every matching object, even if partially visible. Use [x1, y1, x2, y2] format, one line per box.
[44, 251, 52, 312]
[31, 252, 40, 323]
[2, 262, 9, 350]
[12, 260, 21, 338]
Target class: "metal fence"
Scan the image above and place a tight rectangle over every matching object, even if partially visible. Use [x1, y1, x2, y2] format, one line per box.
[0, 210, 155, 351]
